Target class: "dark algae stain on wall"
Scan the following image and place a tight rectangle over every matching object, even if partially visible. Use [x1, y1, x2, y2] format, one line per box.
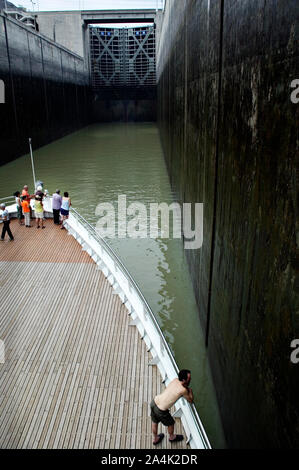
[157, 0, 298, 448]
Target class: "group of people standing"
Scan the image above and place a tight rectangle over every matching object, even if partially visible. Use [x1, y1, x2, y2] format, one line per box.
[14, 185, 47, 229]
[52, 189, 71, 229]
[0, 185, 71, 241]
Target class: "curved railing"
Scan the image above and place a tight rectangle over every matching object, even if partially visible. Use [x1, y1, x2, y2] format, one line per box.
[66, 207, 212, 450]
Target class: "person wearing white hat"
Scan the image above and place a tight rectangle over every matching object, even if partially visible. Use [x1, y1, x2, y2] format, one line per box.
[35, 185, 44, 200]
[0, 203, 14, 241]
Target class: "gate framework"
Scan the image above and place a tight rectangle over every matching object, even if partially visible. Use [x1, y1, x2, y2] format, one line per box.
[90, 25, 156, 89]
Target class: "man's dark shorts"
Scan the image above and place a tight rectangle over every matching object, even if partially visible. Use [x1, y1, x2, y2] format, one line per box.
[150, 399, 175, 427]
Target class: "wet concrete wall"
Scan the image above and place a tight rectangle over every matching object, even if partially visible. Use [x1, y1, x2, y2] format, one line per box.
[36, 11, 85, 57]
[157, 0, 299, 448]
[0, 13, 91, 165]
[93, 99, 156, 122]
[92, 87, 157, 123]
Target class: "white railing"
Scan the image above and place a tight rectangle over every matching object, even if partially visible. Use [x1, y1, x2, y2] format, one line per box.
[65, 207, 212, 450]
[0, 196, 15, 205]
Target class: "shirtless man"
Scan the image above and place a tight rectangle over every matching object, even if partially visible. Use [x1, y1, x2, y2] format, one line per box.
[150, 369, 194, 445]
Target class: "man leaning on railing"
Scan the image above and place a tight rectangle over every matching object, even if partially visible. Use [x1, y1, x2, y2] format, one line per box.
[150, 369, 194, 446]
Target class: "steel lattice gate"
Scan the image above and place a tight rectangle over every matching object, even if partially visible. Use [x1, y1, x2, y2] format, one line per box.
[89, 25, 156, 88]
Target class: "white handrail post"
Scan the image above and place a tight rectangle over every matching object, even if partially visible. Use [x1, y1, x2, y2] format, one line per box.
[28, 138, 36, 190]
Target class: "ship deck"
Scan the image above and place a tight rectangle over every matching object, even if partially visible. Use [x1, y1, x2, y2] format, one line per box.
[0, 220, 187, 449]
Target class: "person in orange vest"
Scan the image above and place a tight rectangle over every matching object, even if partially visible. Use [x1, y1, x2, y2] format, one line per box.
[21, 196, 31, 228]
[22, 185, 34, 221]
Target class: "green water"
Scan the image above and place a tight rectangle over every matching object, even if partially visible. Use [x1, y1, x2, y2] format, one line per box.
[0, 123, 226, 448]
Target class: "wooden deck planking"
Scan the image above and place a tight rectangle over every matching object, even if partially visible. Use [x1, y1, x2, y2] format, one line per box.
[0, 221, 188, 449]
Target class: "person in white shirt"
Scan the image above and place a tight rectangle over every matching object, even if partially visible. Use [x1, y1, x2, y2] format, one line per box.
[0, 203, 14, 241]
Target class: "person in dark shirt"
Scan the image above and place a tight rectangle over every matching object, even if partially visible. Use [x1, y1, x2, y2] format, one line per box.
[52, 190, 62, 225]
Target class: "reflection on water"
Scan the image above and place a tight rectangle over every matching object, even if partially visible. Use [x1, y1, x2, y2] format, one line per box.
[0, 123, 226, 448]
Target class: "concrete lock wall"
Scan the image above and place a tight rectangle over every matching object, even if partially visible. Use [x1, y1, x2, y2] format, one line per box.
[36, 12, 85, 58]
[0, 13, 91, 165]
[92, 99, 157, 123]
[92, 86, 157, 123]
[157, 0, 299, 448]
[35, 11, 161, 123]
